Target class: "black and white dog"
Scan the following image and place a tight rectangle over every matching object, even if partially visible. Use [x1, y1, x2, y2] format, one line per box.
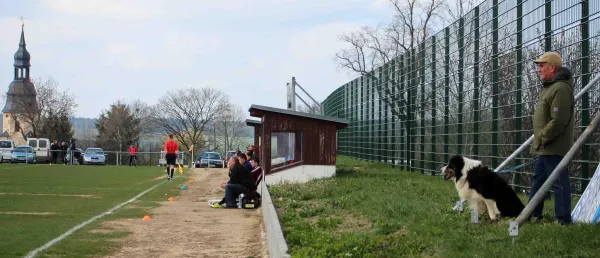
[441, 155, 525, 221]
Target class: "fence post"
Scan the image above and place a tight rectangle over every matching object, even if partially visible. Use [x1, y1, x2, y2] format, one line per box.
[390, 59, 396, 167]
[580, 0, 590, 192]
[458, 17, 464, 155]
[491, 0, 499, 168]
[473, 7, 480, 160]
[420, 42, 426, 173]
[380, 66, 384, 163]
[513, 0, 523, 191]
[431, 36, 437, 174]
[444, 27, 450, 164]
[361, 77, 365, 161]
[400, 54, 406, 170]
[410, 47, 417, 171]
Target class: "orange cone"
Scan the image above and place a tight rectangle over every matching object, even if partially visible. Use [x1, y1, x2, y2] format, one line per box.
[188, 179, 194, 183]
[142, 215, 151, 221]
[168, 197, 175, 201]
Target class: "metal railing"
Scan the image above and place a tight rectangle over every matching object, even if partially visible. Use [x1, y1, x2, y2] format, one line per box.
[2, 149, 193, 167]
[321, 0, 600, 194]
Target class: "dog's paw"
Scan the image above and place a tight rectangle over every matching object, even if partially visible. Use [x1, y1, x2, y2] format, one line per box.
[490, 218, 498, 223]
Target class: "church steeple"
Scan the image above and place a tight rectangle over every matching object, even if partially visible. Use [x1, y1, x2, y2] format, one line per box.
[3, 22, 38, 114]
[13, 23, 31, 80]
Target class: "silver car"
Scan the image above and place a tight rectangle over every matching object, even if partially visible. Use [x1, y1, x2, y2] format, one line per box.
[83, 148, 106, 165]
[10, 145, 36, 163]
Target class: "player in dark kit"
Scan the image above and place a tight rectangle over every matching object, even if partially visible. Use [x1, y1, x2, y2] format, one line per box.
[164, 134, 179, 181]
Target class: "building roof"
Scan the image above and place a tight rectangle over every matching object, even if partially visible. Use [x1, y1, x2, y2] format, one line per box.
[0, 130, 10, 138]
[245, 119, 261, 126]
[14, 25, 30, 68]
[3, 78, 38, 113]
[249, 104, 349, 125]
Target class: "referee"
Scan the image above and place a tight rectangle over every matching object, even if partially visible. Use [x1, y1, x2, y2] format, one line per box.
[164, 134, 179, 181]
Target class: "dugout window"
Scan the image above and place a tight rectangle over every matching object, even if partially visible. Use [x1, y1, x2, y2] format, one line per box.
[270, 131, 302, 169]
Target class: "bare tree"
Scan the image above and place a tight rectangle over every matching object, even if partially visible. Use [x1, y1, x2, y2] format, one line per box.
[4, 77, 77, 140]
[296, 102, 321, 115]
[151, 87, 228, 151]
[335, 0, 445, 121]
[77, 128, 98, 150]
[128, 99, 154, 136]
[217, 104, 247, 152]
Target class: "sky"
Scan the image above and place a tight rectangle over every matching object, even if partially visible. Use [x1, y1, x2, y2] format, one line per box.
[0, 0, 396, 118]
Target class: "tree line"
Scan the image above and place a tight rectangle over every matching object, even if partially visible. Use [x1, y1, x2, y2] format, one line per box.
[4, 80, 249, 156]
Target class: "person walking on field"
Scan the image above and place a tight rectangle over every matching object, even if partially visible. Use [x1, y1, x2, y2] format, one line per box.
[164, 134, 179, 181]
[528, 51, 574, 225]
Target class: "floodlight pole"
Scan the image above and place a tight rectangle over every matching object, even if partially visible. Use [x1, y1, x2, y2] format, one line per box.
[288, 77, 322, 114]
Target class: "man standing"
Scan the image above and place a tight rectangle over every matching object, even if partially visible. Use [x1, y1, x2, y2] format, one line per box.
[128, 144, 138, 166]
[50, 140, 59, 164]
[529, 51, 574, 225]
[60, 142, 68, 165]
[164, 134, 179, 181]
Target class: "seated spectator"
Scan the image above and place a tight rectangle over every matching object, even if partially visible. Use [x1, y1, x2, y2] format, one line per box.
[211, 156, 254, 208]
[237, 153, 253, 172]
[250, 157, 262, 186]
[247, 145, 254, 159]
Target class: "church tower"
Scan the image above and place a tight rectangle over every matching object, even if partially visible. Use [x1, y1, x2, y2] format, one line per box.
[1, 22, 39, 146]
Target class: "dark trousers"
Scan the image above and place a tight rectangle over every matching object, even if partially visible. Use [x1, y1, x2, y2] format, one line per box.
[51, 152, 58, 164]
[224, 183, 247, 208]
[129, 155, 137, 166]
[528, 155, 572, 223]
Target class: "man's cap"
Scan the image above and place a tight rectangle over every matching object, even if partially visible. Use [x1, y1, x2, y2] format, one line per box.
[533, 51, 562, 67]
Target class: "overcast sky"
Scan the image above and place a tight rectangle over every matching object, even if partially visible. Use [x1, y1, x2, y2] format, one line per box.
[0, 0, 398, 118]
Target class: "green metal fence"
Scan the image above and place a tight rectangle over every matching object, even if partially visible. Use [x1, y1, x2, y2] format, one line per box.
[322, 0, 600, 194]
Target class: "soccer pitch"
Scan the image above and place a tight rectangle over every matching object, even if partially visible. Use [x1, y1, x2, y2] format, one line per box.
[0, 163, 189, 257]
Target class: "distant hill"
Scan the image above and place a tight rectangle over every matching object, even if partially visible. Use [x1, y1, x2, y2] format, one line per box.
[71, 117, 97, 130]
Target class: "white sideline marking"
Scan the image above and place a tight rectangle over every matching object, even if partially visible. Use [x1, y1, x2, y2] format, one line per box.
[24, 180, 168, 258]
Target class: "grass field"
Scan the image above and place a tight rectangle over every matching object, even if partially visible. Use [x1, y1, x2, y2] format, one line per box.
[0, 163, 189, 257]
[270, 156, 600, 257]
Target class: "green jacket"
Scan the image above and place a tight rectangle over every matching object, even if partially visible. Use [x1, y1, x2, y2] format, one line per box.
[530, 67, 575, 156]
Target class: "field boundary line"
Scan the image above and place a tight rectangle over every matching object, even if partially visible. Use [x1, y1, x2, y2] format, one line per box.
[24, 179, 169, 258]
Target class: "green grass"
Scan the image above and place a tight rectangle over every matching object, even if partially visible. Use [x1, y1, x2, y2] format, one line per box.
[269, 156, 600, 258]
[0, 163, 190, 258]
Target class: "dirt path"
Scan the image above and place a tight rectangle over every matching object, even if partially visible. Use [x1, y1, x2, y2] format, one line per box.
[103, 168, 268, 258]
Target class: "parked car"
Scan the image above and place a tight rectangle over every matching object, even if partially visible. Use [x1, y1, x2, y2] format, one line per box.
[27, 138, 50, 163]
[66, 148, 84, 165]
[10, 145, 36, 164]
[195, 152, 224, 168]
[83, 148, 106, 165]
[0, 140, 15, 163]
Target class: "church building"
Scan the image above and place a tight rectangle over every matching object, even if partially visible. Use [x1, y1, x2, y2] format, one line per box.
[0, 23, 39, 146]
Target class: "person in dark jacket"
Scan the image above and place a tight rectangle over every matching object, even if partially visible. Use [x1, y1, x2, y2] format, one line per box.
[50, 140, 59, 164]
[237, 153, 253, 172]
[60, 142, 68, 164]
[528, 51, 574, 225]
[221, 156, 254, 208]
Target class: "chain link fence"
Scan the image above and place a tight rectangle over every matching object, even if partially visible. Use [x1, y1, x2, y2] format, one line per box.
[322, 0, 600, 195]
